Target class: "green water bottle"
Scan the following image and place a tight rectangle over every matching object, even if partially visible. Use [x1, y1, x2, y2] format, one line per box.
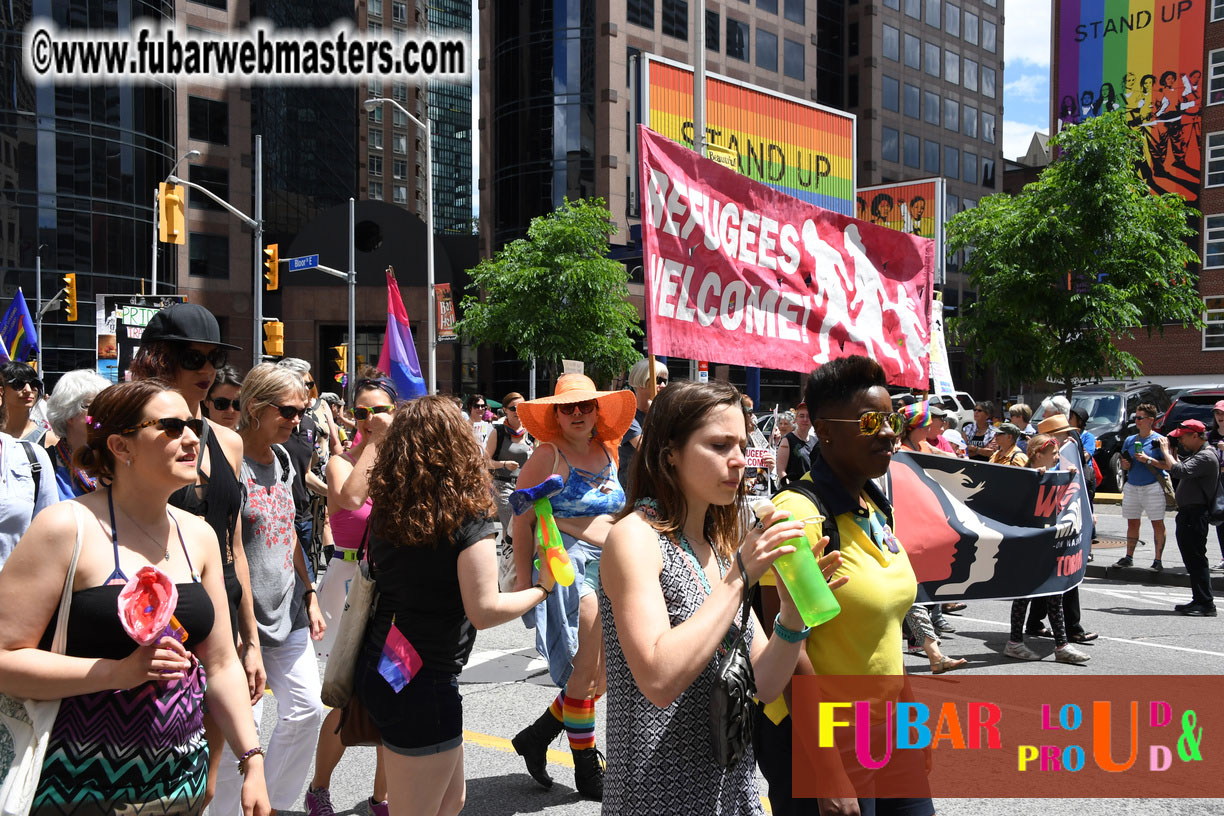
[770, 512, 841, 628]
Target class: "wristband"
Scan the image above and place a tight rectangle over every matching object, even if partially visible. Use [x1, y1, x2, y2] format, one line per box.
[533, 583, 551, 598]
[237, 746, 265, 776]
[303, 588, 316, 601]
[773, 613, 812, 643]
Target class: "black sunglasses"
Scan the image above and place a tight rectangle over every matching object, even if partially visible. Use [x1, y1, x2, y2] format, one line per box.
[178, 347, 228, 372]
[303, 380, 316, 389]
[353, 404, 394, 421]
[656, 377, 668, 386]
[6, 377, 42, 392]
[209, 397, 239, 412]
[121, 417, 205, 439]
[473, 403, 487, 410]
[271, 404, 308, 420]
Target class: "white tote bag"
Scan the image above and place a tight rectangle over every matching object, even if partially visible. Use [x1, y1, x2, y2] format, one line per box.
[0, 504, 84, 816]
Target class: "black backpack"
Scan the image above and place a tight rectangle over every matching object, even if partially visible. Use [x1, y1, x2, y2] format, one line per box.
[770, 478, 840, 552]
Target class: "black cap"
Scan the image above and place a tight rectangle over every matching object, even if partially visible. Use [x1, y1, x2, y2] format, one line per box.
[142, 303, 241, 350]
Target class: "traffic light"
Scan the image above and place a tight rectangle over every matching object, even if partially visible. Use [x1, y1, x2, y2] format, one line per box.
[332, 344, 348, 379]
[263, 243, 279, 291]
[63, 273, 78, 322]
[158, 182, 185, 245]
[263, 320, 284, 357]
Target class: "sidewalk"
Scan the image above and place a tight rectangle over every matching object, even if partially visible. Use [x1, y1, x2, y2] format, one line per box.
[1087, 500, 1224, 591]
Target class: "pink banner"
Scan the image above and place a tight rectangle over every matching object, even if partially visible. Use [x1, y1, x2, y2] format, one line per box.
[638, 126, 934, 388]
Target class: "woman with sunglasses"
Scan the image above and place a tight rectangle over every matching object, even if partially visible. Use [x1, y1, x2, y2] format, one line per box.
[509, 375, 636, 801]
[754, 355, 933, 816]
[466, 394, 493, 449]
[2, 360, 48, 443]
[131, 304, 263, 806]
[305, 377, 398, 816]
[0, 368, 59, 571]
[44, 369, 111, 500]
[484, 392, 533, 589]
[0, 379, 270, 816]
[207, 364, 325, 816]
[204, 366, 244, 432]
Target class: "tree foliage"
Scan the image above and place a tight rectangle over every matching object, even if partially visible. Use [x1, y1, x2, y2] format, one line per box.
[456, 198, 642, 382]
[946, 112, 1202, 396]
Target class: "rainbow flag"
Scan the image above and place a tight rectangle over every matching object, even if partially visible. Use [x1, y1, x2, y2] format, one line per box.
[0, 289, 38, 363]
[376, 270, 426, 400]
[378, 621, 423, 692]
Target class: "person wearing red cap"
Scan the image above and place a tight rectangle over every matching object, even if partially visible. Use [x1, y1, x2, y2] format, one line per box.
[1153, 419, 1218, 616]
[1209, 400, 1224, 570]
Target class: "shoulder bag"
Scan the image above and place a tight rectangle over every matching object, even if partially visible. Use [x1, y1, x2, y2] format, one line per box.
[320, 525, 378, 709]
[710, 551, 758, 769]
[0, 503, 85, 816]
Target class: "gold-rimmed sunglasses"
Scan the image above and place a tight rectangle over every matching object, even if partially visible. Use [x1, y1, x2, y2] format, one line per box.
[819, 411, 905, 436]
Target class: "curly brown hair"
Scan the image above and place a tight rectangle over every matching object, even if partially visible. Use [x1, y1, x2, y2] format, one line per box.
[369, 394, 495, 547]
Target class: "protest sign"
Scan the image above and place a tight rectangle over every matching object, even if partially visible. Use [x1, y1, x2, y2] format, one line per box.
[746, 447, 771, 468]
[638, 125, 935, 389]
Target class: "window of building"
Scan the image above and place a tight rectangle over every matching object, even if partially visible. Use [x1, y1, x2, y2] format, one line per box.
[945, 3, 960, 36]
[663, 0, 688, 39]
[1210, 50, 1224, 104]
[190, 0, 226, 9]
[757, 29, 778, 71]
[368, 21, 380, 35]
[1206, 296, 1224, 349]
[964, 151, 977, 184]
[188, 97, 228, 145]
[982, 19, 996, 53]
[944, 145, 959, 179]
[369, 181, 383, 200]
[392, 82, 407, 102]
[368, 106, 382, 125]
[758, 0, 778, 11]
[784, 38, 804, 80]
[904, 33, 920, 69]
[628, 0, 654, 27]
[883, 75, 900, 112]
[924, 90, 939, 124]
[882, 127, 899, 163]
[368, 0, 382, 17]
[392, 1, 407, 24]
[964, 10, 978, 45]
[369, 78, 382, 97]
[393, 108, 408, 128]
[924, 42, 940, 76]
[369, 156, 383, 177]
[883, 0, 899, 8]
[982, 111, 996, 143]
[727, 18, 750, 61]
[904, 0, 920, 19]
[905, 83, 921, 118]
[946, 192, 960, 213]
[393, 159, 407, 179]
[393, 133, 407, 154]
[981, 157, 995, 187]
[904, 133, 920, 168]
[925, 139, 940, 172]
[188, 234, 229, 278]
[1206, 216, 1224, 267]
[394, 185, 407, 205]
[882, 24, 900, 62]
[707, 11, 720, 51]
[1215, 0, 1224, 22]
[188, 165, 228, 211]
[944, 98, 959, 131]
[963, 58, 978, 92]
[944, 50, 959, 84]
[1208, 132, 1224, 186]
[370, 129, 383, 150]
[784, 0, 805, 24]
[926, 0, 940, 26]
[849, 22, 859, 57]
[964, 104, 978, 137]
[981, 66, 996, 98]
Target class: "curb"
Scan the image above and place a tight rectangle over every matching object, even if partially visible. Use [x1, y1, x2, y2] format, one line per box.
[1085, 563, 1224, 591]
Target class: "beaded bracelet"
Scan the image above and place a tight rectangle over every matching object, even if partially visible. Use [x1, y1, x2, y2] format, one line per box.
[773, 613, 812, 643]
[237, 746, 265, 776]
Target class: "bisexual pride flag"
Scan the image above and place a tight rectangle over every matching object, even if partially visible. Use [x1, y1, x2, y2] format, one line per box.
[376, 269, 426, 399]
[378, 620, 423, 692]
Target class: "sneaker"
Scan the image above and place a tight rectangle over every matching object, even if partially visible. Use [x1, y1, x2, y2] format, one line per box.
[306, 787, 335, 816]
[1114, 555, 1133, 568]
[368, 798, 389, 816]
[933, 618, 956, 634]
[1004, 641, 1042, 660]
[1213, 561, 1224, 571]
[1055, 644, 1091, 665]
[1150, 559, 1163, 572]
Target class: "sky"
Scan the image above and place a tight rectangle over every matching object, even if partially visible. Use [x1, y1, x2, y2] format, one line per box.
[1002, 4, 1053, 162]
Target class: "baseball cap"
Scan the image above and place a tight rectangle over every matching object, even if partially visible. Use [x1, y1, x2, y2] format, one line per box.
[1213, 399, 1224, 413]
[142, 303, 241, 350]
[1168, 419, 1207, 438]
[996, 422, 1024, 437]
[929, 405, 947, 418]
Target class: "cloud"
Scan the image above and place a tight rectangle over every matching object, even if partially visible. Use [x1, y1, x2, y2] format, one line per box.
[1004, 4, 1051, 69]
[1005, 73, 1047, 104]
[1002, 119, 1049, 163]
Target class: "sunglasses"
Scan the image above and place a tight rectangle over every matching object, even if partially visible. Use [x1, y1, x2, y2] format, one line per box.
[209, 397, 239, 412]
[271, 404, 308, 420]
[178, 347, 228, 371]
[473, 403, 487, 410]
[505, 405, 518, 413]
[821, 411, 906, 436]
[656, 377, 668, 386]
[121, 417, 205, 439]
[6, 377, 42, 392]
[304, 380, 315, 389]
[557, 400, 597, 416]
[353, 404, 394, 421]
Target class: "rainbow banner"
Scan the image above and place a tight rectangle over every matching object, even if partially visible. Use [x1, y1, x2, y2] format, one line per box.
[857, 178, 945, 284]
[641, 54, 855, 215]
[1054, 0, 1205, 203]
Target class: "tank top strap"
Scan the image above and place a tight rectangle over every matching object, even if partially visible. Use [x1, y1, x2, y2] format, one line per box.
[104, 487, 127, 585]
[170, 512, 201, 583]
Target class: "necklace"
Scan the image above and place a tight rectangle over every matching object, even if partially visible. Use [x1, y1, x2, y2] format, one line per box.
[115, 500, 171, 562]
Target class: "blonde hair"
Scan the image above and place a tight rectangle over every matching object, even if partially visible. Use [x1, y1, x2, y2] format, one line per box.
[239, 363, 308, 430]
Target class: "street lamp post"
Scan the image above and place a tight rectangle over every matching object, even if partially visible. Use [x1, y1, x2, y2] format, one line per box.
[151, 149, 201, 296]
[364, 96, 435, 394]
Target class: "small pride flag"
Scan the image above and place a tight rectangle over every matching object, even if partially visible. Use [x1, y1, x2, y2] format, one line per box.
[378, 621, 423, 692]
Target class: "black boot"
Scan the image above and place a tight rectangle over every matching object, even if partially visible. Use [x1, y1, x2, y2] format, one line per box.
[511, 710, 564, 789]
[572, 746, 605, 801]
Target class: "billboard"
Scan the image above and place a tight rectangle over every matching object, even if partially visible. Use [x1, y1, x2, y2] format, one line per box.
[857, 177, 945, 283]
[96, 294, 186, 383]
[1054, 0, 1205, 202]
[639, 54, 856, 215]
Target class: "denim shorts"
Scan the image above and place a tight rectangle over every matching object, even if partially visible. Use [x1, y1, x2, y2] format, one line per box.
[355, 653, 462, 756]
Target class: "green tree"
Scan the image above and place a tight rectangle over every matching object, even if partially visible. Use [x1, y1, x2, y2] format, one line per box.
[456, 198, 642, 382]
[947, 112, 1202, 397]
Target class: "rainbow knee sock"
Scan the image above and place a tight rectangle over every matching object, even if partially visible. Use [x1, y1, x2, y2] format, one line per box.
[562, 694, 596, 751]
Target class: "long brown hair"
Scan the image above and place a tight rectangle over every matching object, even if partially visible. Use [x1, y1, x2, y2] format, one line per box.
[73, 379, 171, 483]
[624, 381, 749, 560]
[369, 395, 495, 546]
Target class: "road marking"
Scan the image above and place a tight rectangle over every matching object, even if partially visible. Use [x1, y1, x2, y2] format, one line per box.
[954, 615, 1224, 658]
[1079, 586, 1183, 606]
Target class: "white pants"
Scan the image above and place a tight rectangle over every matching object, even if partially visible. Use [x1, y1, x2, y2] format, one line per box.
[210, 627, 325, 815]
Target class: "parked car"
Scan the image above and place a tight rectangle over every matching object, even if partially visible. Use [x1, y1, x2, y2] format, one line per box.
[1156, 388, 1224, 435]
[1034, 381, 1171, 491]
[889, 390, 976, 427]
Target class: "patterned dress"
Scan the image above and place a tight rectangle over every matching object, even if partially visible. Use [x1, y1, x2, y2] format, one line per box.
[600, 501, 763, 815]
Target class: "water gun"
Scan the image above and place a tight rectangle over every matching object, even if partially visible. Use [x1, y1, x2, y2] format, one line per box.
[510, 475, 574, 587]
[117, 566, 188, 646]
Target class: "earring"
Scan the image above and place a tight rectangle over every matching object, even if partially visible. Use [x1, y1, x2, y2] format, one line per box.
[125, 459, 132, 467]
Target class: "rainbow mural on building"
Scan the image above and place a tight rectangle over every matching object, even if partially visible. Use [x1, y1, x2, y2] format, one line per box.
[640, 54, 856, 215]
[1054, 0, 1205, 203]
[857, 178, 946, 283]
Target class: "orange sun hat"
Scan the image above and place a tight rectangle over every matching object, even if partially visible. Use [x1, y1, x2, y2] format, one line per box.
[516, 373, 637, 445]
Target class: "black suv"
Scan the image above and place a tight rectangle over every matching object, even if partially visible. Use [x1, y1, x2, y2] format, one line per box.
[1156, 388, 1224, 436]
[1034, 381, 1171, 491]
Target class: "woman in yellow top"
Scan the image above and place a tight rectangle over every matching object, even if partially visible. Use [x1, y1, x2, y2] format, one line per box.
[756, 355, 932, 816]
[988, 423, 1028, 467]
